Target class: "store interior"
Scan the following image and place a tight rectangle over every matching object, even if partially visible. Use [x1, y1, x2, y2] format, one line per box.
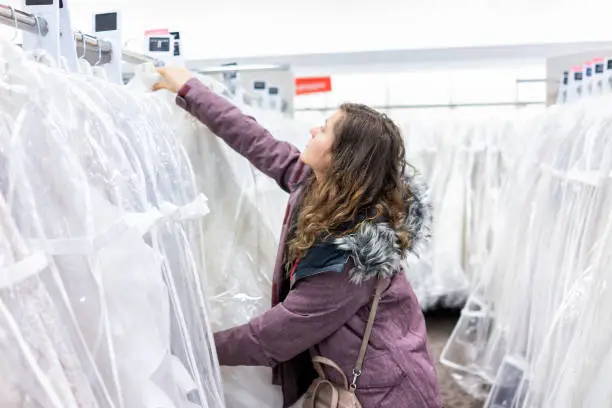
[1, 1, 612, 407]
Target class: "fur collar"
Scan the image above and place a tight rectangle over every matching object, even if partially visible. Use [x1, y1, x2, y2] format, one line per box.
[333, 171, 432, 284]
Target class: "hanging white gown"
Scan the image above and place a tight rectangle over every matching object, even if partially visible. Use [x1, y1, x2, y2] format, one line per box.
[0, 40, 223, 408]
[127, 69, 320, 408]
[439, 96, 612, 408]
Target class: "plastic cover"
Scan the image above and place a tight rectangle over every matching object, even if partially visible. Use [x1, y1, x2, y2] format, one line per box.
[440, 96, 612, 407]
[399, 112, 520, 310]
[0, 40, 223, 408]
[128, 65, 314, 407]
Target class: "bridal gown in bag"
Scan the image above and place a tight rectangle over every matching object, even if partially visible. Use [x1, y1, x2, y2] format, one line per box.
[128, 69, 317, 407]
[0, 41, 223, 408]
[438, 96, 612, 407]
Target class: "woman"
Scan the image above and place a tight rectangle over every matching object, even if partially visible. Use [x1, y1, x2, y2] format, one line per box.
[153, 68, 442, 408]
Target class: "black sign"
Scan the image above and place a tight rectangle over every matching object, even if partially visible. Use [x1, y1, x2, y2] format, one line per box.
[596, 64, 604, 74]
[95, 12, 117, 32]
[149, 37, 170, 52]
[253, 81, 266, 90]
[574, 72, 583, 81]
[586, 66, 592, 77]
[222, 62, 238, 81]
[607, 59, 612, 70]
[562, 71, 568, 86]
[269, 87, 279, 95]
[170, 32, 180, 56]
[25, 0, 54, 5]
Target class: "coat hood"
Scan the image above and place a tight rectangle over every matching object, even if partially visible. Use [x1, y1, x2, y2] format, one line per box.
[333, 171, 432, 284]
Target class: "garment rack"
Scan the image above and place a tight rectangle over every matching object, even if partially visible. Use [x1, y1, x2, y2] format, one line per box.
[295, 101, 545, 113]
[73, 31, 113, 65]
[0, 4, 160, 66]
[0, 4, 48, 36]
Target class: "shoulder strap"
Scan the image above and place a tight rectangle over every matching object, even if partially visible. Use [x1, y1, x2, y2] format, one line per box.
[351, 278, 387, 390]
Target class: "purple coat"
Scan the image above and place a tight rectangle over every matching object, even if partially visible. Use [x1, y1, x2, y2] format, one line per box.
[176, 78, 443, 408]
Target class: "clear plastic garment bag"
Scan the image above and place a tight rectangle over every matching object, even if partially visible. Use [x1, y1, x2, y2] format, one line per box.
[402, 114, 510, 310]
[0, 39, 223, 408]
[128, 67, 317, 408]
[440, 96, 612, 408]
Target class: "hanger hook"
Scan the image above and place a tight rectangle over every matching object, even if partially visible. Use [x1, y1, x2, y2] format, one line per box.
[9, 6, 18, 42]
[34, 16, 42, 38]
[95, 38, 102, 65]
[81, 33, 88, 59]
[74, 31, 86, 59]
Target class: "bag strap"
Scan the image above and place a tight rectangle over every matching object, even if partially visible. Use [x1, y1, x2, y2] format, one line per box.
[312, 356, 349, 389]
[351, 278, 387, 390]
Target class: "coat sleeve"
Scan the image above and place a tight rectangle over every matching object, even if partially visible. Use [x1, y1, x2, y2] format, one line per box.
[213, 267, 376, 367]
[175, 77, 307, 192]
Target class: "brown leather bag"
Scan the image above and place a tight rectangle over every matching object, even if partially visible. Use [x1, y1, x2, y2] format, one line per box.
[302, 279, 386, 408]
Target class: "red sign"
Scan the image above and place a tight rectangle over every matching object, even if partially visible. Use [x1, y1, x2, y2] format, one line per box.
[295, 76, 332, 95]
[144, 28, 169, 36]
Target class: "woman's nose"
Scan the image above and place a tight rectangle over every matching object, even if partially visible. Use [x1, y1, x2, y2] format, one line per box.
[309, 128, 317, 139]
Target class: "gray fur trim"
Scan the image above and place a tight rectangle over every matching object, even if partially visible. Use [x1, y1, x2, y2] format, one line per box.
[334, 171, 433, 284]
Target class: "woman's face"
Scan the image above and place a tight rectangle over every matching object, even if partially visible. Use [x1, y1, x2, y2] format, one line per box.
[300, 110, 342, 176]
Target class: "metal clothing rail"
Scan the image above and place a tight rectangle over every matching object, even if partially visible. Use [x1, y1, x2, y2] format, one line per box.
[0, 4, 160, 67]
[295, 101, 546, 112]
[74, 34, 162, 66]
[0, 4, 48, 36]
[192, 63, 290, 74]
[122, 48, 164, 67]
[74, 31, 113, 65]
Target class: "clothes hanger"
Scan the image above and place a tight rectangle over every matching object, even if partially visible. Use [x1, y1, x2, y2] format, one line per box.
[75, 31, 92, 76]
[91, 38, 108, 81]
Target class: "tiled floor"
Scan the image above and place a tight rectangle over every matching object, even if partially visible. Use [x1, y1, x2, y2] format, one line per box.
[425, 309, 483, 408]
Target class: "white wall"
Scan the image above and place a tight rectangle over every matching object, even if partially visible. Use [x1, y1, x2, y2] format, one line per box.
[11, 0, 612, 60]
[293, 62, 547, 126]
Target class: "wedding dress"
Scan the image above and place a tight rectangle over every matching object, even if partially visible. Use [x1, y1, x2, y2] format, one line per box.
[0, 39, 223, 408]
[439, 96, 612, 407]
[128, 67, 317, 408]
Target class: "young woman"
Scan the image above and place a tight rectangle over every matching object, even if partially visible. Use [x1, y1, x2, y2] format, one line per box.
[153, 68, 442, 408]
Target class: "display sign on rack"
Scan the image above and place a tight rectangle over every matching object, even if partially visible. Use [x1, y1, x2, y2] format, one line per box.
[23, 0, 60, 61]
[92, 10, 122, 84]
[252, 80, 267, 109]
[268, 86, 282, 112]
[143, 28, 184, 66]
[295, 76, 332, 95]
[24, 0, 54, 5]
[58, 0, 77, 71]
[170, 31, 181, 57]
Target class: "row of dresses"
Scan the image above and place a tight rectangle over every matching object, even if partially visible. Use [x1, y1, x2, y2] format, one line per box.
[0, 39, 224, 407]
[440, 96, 612, 407]
[114, 63, 310, 408]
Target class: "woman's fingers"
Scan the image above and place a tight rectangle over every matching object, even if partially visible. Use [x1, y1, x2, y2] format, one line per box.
[152, 81, 168, 92]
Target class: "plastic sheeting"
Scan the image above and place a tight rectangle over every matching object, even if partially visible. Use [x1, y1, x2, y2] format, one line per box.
[0, 40, 223, 408]
[440, 96, 612, 407]
[400, 113, 529, 310]
[128, 65, 314, 408]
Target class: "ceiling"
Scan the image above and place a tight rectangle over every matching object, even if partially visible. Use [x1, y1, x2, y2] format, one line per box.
[5, 0, 612, 60]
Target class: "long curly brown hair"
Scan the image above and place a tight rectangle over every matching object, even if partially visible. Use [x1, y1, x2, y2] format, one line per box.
[286, 103, 410, 264]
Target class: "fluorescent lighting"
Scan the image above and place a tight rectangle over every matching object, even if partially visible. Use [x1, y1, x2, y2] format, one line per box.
[196, 64, 289, 73]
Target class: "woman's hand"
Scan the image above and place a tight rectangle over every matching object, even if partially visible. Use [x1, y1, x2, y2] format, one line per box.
[153, 67, 194, 93]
